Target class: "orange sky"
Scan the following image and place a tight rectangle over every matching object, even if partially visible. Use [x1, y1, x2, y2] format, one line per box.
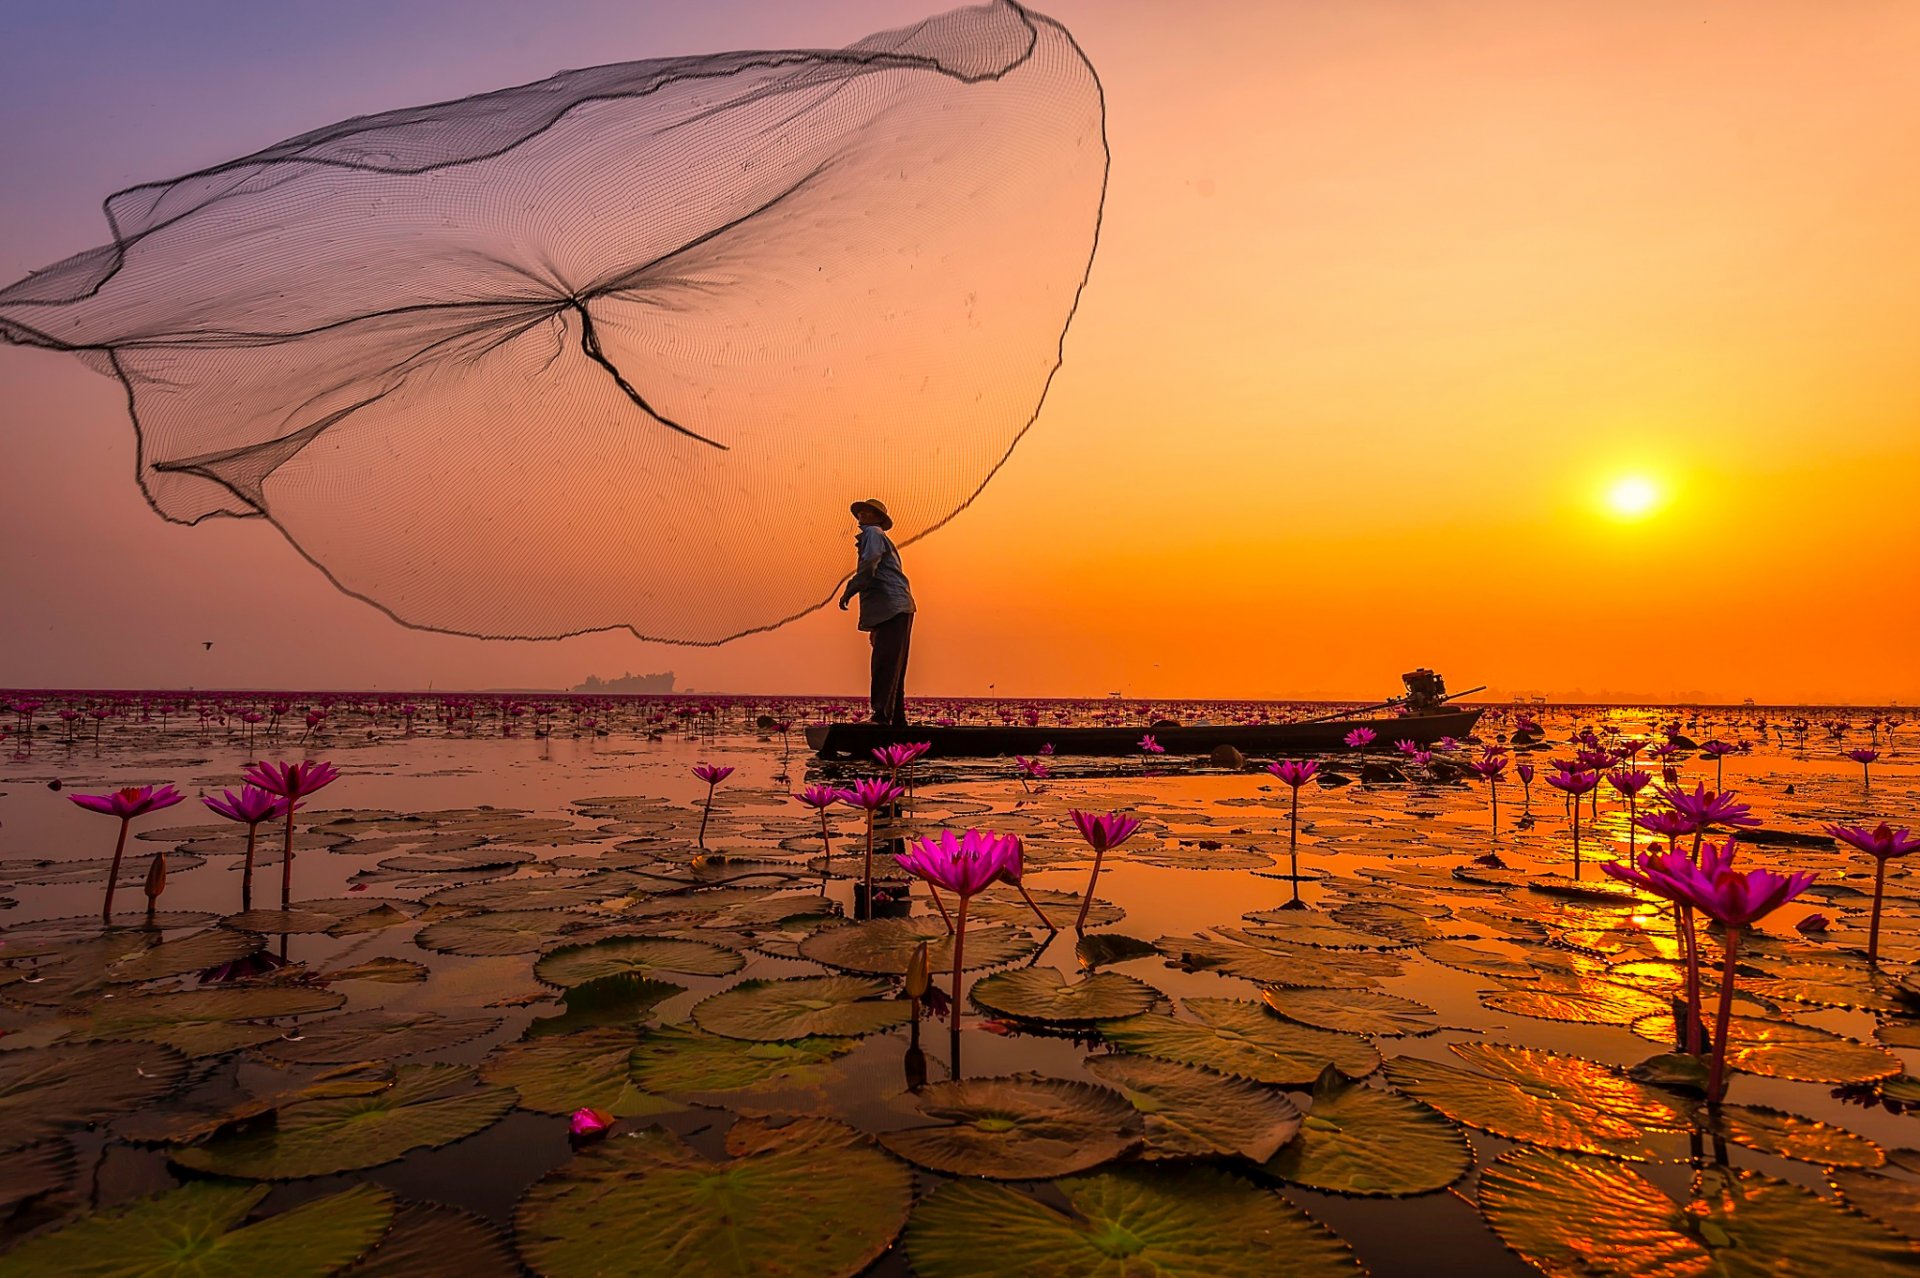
[2, 0, 1916, 703]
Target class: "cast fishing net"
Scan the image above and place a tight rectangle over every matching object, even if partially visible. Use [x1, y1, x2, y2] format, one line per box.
[0, 0, 1105, 643]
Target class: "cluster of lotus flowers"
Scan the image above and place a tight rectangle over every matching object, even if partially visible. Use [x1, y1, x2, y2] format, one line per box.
[67, 760, 338, 919]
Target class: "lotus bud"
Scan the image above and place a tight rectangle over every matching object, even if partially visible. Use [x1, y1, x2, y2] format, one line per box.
[905, 940, 931, 1001]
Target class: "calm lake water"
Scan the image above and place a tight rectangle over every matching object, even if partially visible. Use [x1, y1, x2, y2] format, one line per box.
[1, 697, 1916, 1275]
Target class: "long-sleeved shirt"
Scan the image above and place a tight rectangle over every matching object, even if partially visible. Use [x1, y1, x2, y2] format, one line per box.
[840, 524, 915, 631]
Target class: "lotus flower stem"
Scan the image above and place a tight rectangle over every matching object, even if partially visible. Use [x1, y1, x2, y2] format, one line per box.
[242, 824, 259, 912]
[697, 783, 715, 849]
[1288, 790, 1301, 905]
[950, 896, 968, 1020]
[817, 811, 833, 870]
[1074, 848, 1104, 933]
[1706, 928, 1743, 1105]
[1676, 903, 1704, 1056]
[863, 812, 876, 917]
[1870, 857, 1888, 966]
[1015, 880, 1056, 932]
[280, 803, 297, 909]
[102, 817, 129, 921]
[927, 882, 955, 933]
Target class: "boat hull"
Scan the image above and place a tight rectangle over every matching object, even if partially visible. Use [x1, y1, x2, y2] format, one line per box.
[805, 707, 1485, 759]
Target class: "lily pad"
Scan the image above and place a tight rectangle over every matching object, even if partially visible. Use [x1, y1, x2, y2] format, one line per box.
[1239, 912, 1405, 949]
[1481, 980, 1672, 1026]
[1834, 1168, 1920, 1239]
[1155, 933, 1399, 988]
[525, 973, 682, 1038]
[799, 916, 1039, 975]
[415, 910, 589, 956]
[320, 957, 430, 984]
[515, 1116, 910, 1278]
[171, 1063, 516, 1179]
[1479, 1146, 1920, 1275]
[692, 975, 909, 1041]
[1100, 999, 1379, 1085]
[1629, 1013, 1902, 1085]
[1260, 987, 1440, 1037]
[0, 1040, 189, 1151]
[970, 968, 1160, 1024]
[479, 1029, 679, 1117]
[627, 1025, 856, 1096]
[0, 1139, 74, 1213]
[970, 886, 1121, 929]
[532, 935, 743, 988]
[1075, 933, 1160, 970]
[1, 929, 264, 1003]
[879, 1074, 1142, 1178]
[1083, 1054, 1300, 1161]
[65, 986, 346, 1056]
[341, 1202, 521, 1278]
[257, 1009, 503, 1064]
[904, 1165, 1359, 1278]
[1419, 940, 1541, 980]
[1704, 1104, 1884, 1169]
[0, 1181, 393, 1277]
[1384, 1041, 1689, 1160]
[1262, 1065, 1470, 1197]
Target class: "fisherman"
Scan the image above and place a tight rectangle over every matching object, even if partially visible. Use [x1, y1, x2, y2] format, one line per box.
[838, 499, 916, 726]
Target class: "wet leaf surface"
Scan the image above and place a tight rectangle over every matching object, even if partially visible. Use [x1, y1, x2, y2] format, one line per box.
[880, 1074, 1142, 1178]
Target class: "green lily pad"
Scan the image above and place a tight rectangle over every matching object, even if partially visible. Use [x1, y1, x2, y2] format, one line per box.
[1155, 933, 1399, 988]
[340, 1202, 521, 1278]
[691, 976, 909, 1041]
[532, 935, 743, 988]
[1, 930, 264, 1004]
[65, 987, 346, 1056]
[1629, 1013, 1902, 1084]
[904, 1165, 1360, 1278]
[415, 909, 590, 956]
[1834, 1168, 1920, 1239]
[1100, 999, 1379, 1085]
[1704, 1104, 1884, 1169]
[879, 1074, 1142, 1178]
[0, 1040, 188, 1151]
[221, 908, 345, 934]
[256, 1008, 503, 1064]
[0, 1181, 393, 1277]
[320, 957, 430, 984]
[627, 1025, 856, 1096]
[479, 1029, 679, 1118]
[1480, 1146, 1920, 1275]
[1260, 987, 1440, 1037]
[525, 973, 683, 1038]
[326, 904, 418, 937]
[969, 886, 1121, 929]
[1083, 1054, 1300, 1161]
[1384, 1042, 1689, 1160]
[1075, 933, 1160, 970]
[116, 1066, 392, 1145]
[1262, 1065, 1470, 1197]
[0, 1139, 74, 1212]
[515, 1116, 910, 1278]
[798, 916, 1039, 975]
[171, 1063, 516, 1179]
[970, 968, 1160, 1024]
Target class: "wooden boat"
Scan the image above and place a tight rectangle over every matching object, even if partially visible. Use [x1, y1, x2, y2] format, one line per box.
[805, 706, 1484, 760]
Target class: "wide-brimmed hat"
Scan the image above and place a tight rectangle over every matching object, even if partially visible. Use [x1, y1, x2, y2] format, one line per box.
[850, 498, 893, 530]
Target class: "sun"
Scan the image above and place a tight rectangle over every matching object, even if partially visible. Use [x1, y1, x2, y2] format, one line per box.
[1604, 474, 1662, 520]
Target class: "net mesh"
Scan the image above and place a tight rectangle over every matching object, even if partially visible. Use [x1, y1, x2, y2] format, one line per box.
[0, 0, 1106, 643]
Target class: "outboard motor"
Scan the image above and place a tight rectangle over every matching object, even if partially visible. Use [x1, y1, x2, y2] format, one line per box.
[1401, 669, 1448, 714]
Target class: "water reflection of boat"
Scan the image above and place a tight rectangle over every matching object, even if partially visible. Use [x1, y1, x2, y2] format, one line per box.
[808, 670, 1484, 759]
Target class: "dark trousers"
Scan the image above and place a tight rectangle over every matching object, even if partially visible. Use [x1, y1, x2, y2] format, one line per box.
[868, 612, 913, 726]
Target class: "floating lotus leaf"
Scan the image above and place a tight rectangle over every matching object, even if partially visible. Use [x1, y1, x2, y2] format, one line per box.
[1628, 1013, 1901, 1084]
[379, 847, 536, 872]
[220, 908, 344, 934]
[479, 1029, 678, 1117]
[532, 935, 743, 988]
[1331, 901, 1450, 942]
[970, 968, 1159, 1024]
[171, 1063, 516, 1179]
[0, 1139, 74, 1212]
[627, 1024, 856, 1096]
[257, 1009, 503, 1064]
[1262, 1065, 1470, 1196]
[1074, 932, 1160, 970]
[1259, 987, 1439, 1037]
[692, 975, 908, 1041]
[1238, 912, 1406, 949]
[2, 929, 264, 1004]
[1834, 1168, 1920, 1239]
[0, 1040, 188, 1151]
[1703, 1104, 1884, 1169]
[116, 1066, 393, 1145]
[1155, 933, 1398, 988]
[1384, 1041, 1689, 1160]
[1481, 980, 1673, 1026]
[969, 885, 1120, 929]
[1124, 840, 1275, 870]
[1083, 1054, 1299, 1161]
[1100, 999, 1379, 1085]
[340, 1202, 521, 1278]
[1418, 939, 1541, 980]
[415, 909, 590, 956]
[0, 1181, 393, 1278]
[325, 904, 418, 937]
[1479, 1146, 1920, 1276]
[879, 1073, 1141, 1178]
[525, 973, 682, 1038]
[1882, 1076, 1920, 1104]
[66, 986, 346, 1056]
[320, 957, 430, 984]
[424, 873, 653, 912]
[515, 1117, 910, 1278]
[799, 916, 1039, 975]
[904, 1165, 1359, 1278]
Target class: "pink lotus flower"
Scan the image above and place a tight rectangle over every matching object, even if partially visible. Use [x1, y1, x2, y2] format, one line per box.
[1634, 810, 1698, 844]
[1069, 809, 1143, 932]
[568, 1107, 614, 1142]
[839, 778, 906, 915]
[70, 784, 184, 921]
[896, 829, 1040, 1007]
[1344, 727, 1377, 750]
[1546, 768, 1598, 796]
[202, 785, 290, 911]
[691, 764, 733, 849]
[1658, 783, 1760, 832]
[244, 759, 339, 908]
[1394, 739, 1420, 756]
[794, 785, 847, 868]
[1266, 761, 1320, 907]
[1825, 822, 1920, 965]
[1138, 734, 1164, 755]
[872, 743, 929, 771]
[1266, 759, 1318, 788]
[1845, 747, 1880, 790]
